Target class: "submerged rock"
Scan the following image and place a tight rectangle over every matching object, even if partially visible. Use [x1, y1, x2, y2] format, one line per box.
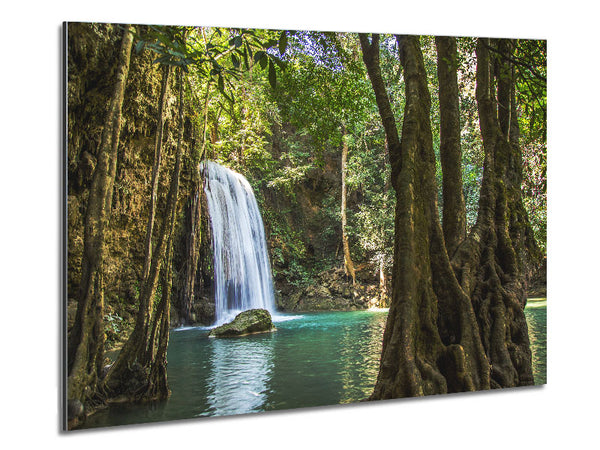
[208, 309, 276, 338]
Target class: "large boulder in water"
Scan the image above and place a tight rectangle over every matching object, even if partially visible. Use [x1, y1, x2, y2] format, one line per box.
[208, 309, 276, 338]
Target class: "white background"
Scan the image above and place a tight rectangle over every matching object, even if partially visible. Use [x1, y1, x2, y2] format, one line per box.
[1, 0, 597, 448]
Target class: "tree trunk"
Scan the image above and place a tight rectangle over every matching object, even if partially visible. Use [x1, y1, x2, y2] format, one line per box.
[362, 34, 490, 399]
[361, 33, 541, 397]
[451, 38, 537, 388]
[67, 25, 134, 407]
[358, 34, 402, 182]
[436, 36, 467, 257]
[144, 67, 185, 399]
[378, 256, 387, 307]
[142, 64, 172, 283]
[180, 188, 201, 324]
[145, 240, 174, 400]
[102, 66, 186, 399]
[180, 81, 211, 324]
[341, 127, 356, 285]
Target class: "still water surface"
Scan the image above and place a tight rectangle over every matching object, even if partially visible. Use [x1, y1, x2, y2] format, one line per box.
[524, 298, 547, 385]
[83, 304, 546, 429]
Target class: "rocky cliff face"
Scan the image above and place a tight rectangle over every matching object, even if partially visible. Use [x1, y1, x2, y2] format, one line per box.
[68, 23, 200, 342]
[278, 267, 388, 312]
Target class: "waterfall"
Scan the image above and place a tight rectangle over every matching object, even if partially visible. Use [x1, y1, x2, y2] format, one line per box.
[201, 161, 276, 325]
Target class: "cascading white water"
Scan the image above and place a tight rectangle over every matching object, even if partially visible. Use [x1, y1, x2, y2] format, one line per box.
[201, 160, 276, 325]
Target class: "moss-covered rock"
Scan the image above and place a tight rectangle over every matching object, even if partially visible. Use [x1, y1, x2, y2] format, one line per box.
[277, 267, 388, 312]
[208, 309, 276, 338]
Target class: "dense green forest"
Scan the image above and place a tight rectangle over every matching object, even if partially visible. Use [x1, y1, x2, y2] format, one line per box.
[66, 23, 546, 428]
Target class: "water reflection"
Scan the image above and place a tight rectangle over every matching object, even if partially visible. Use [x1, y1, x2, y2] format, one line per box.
[338, 313, 386, 403]
[525, 299, 547, 385]
[80, 307, 547, 430]
[203, 334, 274, 416]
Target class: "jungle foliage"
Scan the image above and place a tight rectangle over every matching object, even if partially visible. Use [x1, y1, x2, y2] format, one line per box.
[66, 22, 546, 428]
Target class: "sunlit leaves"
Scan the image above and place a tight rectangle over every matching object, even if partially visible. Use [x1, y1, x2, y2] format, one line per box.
[132, 25, 289, 107]
[482, 38, 547, 144]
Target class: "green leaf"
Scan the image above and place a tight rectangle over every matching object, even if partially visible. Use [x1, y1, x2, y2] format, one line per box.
[268, 59, 277, 88]
[279, 31, 288, 55]
[254, 50, 266, 63]
[218, 79, 234, 104]
[254, 50, 268, 70]
[245, 42, 253, 59]
[259, 56, 268, 70]
[134, 40, 145, 54]
[222, 90, 234, 104]
[157, 33, 170, 46]
[153, 55, 172, 65]
[231, 53, 240, 68]
[271, 56, 287, 70]
[211, 60, 222, 74]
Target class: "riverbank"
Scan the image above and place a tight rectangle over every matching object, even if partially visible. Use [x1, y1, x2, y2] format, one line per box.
[170, 259, 546, 327]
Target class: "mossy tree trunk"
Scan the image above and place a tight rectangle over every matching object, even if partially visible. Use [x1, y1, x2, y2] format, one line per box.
[143, 76, 185, 397]
[145, 240, 174, 399]
[436, 36, 467, 258]
[102, 66, 186, 400]
[451, 38, 539, 387]
[180, 80, 211, 324]
[180, 186, 201, 324]
[361, 34, 492, 398]
[67, 25, 134, 405]
[142, 64, 172, 282]
[361, 34, 540, 398]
